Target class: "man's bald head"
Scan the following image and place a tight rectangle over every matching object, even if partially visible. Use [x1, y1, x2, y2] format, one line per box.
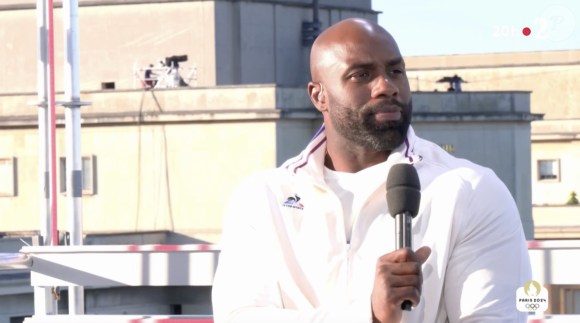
[306, 18, 412, 153]
[310, 18, 400, 81]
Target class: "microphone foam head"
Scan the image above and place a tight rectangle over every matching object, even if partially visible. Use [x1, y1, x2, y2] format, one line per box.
[386, 163, 421, 218]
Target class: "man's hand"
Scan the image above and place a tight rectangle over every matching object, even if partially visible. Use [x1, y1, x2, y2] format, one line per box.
[371, 246, 431, 323]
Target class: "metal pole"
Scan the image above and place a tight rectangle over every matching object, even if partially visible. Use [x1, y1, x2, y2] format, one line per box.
[312, 0, 319, 23]
[63, 0, 90, 313]
[30, 0, 58, 315]
[47, 0, 58, 249]
[36, 0, 51, 258]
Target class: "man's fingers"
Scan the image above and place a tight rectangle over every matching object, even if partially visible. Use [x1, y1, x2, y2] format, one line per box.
[382, 246, 431, 264]
[386, 247, 421, 263]
[389, 262, 422, 276]
[415, 246, 431, 264]
[387, 286, 421, 308]
[388, 274, 422, 290]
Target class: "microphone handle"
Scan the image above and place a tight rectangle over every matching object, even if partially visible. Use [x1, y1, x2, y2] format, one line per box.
[395, 211, 413, 311]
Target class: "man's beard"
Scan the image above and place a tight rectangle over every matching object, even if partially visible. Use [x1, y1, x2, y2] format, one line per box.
[328, 98, 412, 151]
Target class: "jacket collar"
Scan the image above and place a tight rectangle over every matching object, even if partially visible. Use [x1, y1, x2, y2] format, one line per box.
[281, 124, 423, 185]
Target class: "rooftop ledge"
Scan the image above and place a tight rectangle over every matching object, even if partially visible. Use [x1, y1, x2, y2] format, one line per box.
[0, 86, 534, 98]
[532, 119, 580, 140]
[0, 86, 539, 127]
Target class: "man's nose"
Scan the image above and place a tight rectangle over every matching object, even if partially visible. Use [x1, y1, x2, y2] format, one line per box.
[371, 76, 398, 99]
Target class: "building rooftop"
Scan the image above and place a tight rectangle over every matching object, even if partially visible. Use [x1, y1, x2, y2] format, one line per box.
[0, 86, 542, 128]
[404, 49, 580, 71]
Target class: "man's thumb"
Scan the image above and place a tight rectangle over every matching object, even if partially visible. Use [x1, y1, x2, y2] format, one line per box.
[415, 246, 432, 264]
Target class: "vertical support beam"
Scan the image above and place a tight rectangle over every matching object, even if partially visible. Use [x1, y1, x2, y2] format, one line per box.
[33, 287, 58, 316]
[312, 0, 319, 23]
[36, 0, 51, 257]
[33, 0, 58, 315]
[63, 0, 90, 314]
[47, 0, 58, 249]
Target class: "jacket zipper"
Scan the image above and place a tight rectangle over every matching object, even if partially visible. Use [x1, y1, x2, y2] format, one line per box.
[346, 242, 351, 302]
[319, 184, 350, 302]
[345, 194, 377, 304]
[312, 181, 370, 304]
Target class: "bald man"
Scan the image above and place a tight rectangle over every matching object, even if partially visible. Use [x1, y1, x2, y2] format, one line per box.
[212, 19, 532, 323]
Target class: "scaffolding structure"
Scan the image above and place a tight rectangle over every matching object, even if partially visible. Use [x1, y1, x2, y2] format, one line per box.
[133, 63, 198, 89]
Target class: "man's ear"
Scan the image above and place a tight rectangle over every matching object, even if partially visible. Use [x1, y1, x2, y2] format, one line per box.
[308, 82, 326, 112]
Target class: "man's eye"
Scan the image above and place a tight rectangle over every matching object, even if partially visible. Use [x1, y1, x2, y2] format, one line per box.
[352, 72, 370, 78]
[390, 69, 403, 74]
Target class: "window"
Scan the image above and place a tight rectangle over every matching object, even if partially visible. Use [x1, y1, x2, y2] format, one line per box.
[171, 304, 182, 315]
[0, 157, 16, 197]
[538, 159, 559, 181]
[562, 288, 580, 314]
[101, 82, 115, 90]
[60, 156, 95, 195]
[439, 144, 455, 154]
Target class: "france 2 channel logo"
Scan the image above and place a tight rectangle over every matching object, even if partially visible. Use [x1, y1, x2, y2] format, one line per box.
[516, 280, 549, 313]
[492, 4, 576, 42]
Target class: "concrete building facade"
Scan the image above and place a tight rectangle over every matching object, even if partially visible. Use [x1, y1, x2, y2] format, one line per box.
[404, 50, 580, 120]
[530, 120, 580, 239]
[0, 0, 377, 92]
[0, 85, 324, 243]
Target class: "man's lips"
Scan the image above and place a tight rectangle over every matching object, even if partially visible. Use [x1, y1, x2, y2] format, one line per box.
[371, 105, 402, 121]
[371, 105, 402, 113]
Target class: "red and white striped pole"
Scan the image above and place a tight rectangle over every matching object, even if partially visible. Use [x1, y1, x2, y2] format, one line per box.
[31, 0, 59, 314]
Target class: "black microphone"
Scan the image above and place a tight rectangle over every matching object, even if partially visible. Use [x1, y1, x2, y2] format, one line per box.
[386, 163, 421, 311]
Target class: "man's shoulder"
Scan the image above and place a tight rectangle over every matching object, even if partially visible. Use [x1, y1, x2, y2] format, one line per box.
[416, 138, 517, 230]
[416, 137, 499, 186]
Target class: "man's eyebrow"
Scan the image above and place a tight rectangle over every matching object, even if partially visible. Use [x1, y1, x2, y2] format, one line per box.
[343, 57, 404, 75]
[343, 62, 377, 75]
[386, 57, 404, 67]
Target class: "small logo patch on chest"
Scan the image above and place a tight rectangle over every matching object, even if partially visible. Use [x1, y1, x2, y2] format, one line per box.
[283, 194, 304, 210]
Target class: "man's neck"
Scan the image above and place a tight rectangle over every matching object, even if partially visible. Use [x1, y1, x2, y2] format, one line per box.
[324, 137, 391, 173]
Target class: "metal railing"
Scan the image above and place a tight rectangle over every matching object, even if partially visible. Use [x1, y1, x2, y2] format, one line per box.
[23, 315, 213, 322]
[528, 315, 580, 322]
[2, 240, 580, 321]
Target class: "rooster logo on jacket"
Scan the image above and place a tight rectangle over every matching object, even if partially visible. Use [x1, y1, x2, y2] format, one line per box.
[283, 194, 304, 210]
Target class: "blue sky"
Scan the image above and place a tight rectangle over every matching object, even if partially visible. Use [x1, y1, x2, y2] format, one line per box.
[371, 0, 580, 57]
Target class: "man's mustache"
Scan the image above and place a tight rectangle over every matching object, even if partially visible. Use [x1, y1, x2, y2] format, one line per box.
[362, 99, 409, 116]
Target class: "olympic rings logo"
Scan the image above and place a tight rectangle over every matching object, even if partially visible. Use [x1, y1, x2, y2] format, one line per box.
[526, 304, 540, 310]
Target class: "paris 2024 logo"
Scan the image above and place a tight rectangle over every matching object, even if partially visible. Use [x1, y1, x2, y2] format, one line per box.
[516, 280, 549, 313]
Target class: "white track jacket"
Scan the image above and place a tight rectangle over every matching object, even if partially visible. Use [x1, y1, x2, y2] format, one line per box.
[212, 125, 532, 323]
